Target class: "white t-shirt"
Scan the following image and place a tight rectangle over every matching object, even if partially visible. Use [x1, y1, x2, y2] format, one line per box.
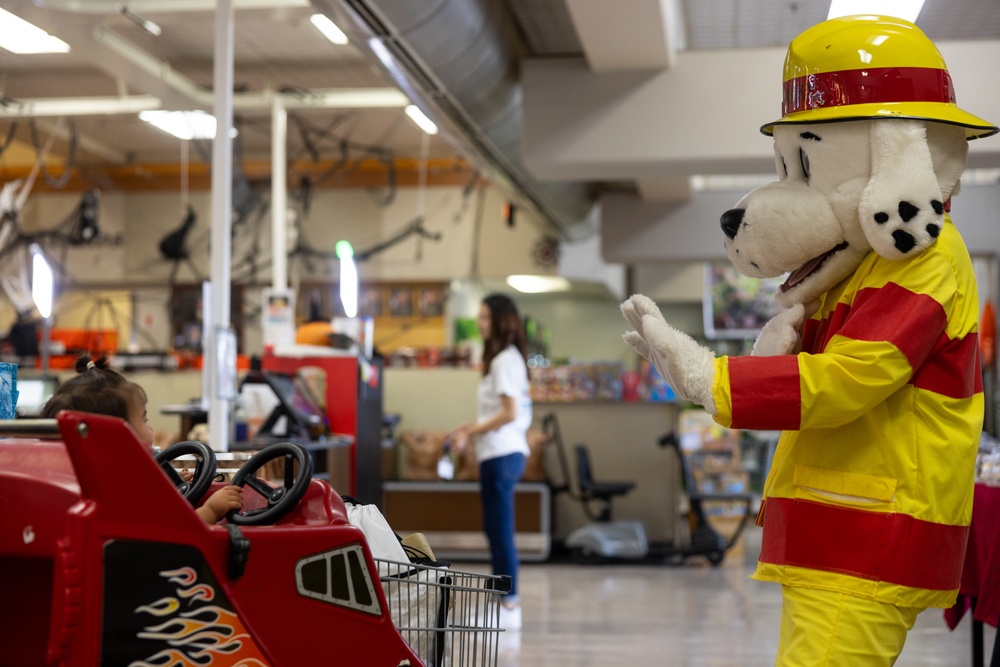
[475, 345, 532, 462]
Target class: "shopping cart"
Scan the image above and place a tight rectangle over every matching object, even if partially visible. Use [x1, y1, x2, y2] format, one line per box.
[377, 558, 512, 667]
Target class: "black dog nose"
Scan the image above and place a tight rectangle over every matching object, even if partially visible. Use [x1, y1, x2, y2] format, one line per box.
[720, 208, 744, 240]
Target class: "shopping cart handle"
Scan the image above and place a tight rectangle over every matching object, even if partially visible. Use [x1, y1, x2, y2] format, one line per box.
[488, 575, 512, 594]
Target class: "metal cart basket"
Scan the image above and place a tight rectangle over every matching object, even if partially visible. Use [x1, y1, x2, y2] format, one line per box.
[377, 558, 512, 667]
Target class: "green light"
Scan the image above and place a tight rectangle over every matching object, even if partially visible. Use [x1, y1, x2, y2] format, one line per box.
[335, 240, 354, 259]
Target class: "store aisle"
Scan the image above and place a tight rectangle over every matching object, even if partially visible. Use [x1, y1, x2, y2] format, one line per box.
[457, 526, 991, 667]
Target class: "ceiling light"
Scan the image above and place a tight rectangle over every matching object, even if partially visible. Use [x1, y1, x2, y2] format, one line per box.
[405, 104, 438, 135]
[0, 8, 69, 54]
[140, 110, 220, 140]
[336, 240, 358, 318]
[310, 14, 348, 45]
[506, 275, 571, 294]
[827, 0, 926, 22]
[31, 244, 53, 319]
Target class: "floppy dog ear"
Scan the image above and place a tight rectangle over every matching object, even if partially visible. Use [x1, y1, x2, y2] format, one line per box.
[925, 121, 969, 202]
[859, 120, 947, 260]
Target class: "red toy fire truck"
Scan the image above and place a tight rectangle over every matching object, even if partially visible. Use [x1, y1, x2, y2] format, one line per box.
[0, 411, 506, 666]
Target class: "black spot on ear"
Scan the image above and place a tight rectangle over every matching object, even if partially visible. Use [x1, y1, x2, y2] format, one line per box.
[927, 224, 940, 238]
[898, 201, 919, 222]
[893, 229, 917, 253]
[931, 200, 944, 215]
[874, 212, 889, 224]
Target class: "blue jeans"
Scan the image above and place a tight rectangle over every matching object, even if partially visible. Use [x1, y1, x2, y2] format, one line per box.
[479, 452, 526, 599]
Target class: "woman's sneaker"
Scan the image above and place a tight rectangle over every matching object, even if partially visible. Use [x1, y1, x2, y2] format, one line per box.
[499, 603, 522, 631]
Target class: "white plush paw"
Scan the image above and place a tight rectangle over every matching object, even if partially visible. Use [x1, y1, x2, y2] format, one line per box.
[621, 294, 717, 414]
[752, 303, 807, 357]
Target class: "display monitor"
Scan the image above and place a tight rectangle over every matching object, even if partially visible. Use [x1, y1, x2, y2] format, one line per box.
[255, 371, 327, 440]
[15, 376, 59, 417]
[702, 262, 786, 340]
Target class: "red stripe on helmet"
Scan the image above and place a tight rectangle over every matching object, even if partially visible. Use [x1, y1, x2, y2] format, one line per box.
[782, 67, 956, 117]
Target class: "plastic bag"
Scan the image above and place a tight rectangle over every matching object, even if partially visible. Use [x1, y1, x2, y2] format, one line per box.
[344, 501, 409, 563]
[381, 560, 452, 667]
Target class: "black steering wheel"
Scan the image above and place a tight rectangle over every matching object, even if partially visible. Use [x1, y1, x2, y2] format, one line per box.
[227, 442, 314, 526]
[155, 440, 218, 504]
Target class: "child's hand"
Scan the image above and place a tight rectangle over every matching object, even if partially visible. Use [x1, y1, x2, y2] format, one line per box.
[180, 468, 194, 482]
[197, 486, 244, 524]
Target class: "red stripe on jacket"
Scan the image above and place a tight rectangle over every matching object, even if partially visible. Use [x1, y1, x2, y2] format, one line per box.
[912, 332, 983, 398]
[800, 282, 980, 398]
[836, 284, 946, 368]
[759, 497, 968, 591]
[729, 355, 801, 430]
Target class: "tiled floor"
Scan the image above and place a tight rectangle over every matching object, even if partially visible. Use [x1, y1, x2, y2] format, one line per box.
[453, 525, 994, 667]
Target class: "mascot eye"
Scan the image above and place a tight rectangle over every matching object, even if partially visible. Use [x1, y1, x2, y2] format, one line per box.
[799, 148, 810, 180]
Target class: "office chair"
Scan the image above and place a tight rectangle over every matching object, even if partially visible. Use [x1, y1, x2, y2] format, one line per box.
[575, 444, 636, 522]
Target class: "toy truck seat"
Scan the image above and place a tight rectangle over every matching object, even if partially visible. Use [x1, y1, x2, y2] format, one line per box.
[0, 412, 423, 667]
[0, 435, 80, 667]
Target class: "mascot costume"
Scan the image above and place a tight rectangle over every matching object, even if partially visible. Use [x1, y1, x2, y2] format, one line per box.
[622, 15, 998, 666]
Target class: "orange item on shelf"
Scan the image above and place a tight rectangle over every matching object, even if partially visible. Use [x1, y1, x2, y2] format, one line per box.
[981, 301, 996, 368]
[50, 328, 118, 356]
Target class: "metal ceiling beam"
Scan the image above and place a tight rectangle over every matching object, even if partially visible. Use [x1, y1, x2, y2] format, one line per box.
[91, 26, 208, 107]
[32, 0, 309, 13]
[93, 26, 409, 112]
[0, 95, 161, 118]
[0, 88, 407, 117]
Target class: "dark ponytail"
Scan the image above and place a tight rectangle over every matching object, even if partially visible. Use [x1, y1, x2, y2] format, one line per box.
[480, 294, 528, 377]
[40, 355, 139, 420]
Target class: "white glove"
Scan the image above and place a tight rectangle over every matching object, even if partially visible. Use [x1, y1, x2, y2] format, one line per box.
[621, 294, 717, 415]
[751, 302, 813, 357]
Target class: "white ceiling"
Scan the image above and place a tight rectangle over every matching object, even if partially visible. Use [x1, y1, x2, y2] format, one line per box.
[0, 0, 998, 233]
[0, 0, 444, 167]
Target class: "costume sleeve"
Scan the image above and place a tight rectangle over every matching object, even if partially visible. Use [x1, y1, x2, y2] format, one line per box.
[492, 349, 526, 398]
[713, 244, 973, 431]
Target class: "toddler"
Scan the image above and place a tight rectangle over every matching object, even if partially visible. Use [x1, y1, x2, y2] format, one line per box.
[41, 356, 242, 525]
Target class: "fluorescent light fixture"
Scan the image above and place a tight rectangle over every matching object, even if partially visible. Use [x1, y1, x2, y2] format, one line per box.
[336, 240, 358, 318]
[827, 0, 926, 22]
[0, 8, 70, 54]
[310, 14, 348, 45]
[405, 104, 439, 135]
[506, 275, 571, 294]
[30, 244, 54, 319]
[140, 110, 219, 140]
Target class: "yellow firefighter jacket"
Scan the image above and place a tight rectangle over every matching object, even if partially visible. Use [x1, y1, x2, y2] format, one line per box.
[712, 217, 983, 608]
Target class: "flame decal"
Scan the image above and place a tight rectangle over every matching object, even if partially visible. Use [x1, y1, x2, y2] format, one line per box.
[131, 568, 269, 667]
[179, 584, 215, 603]
[136, 597, 181, 617]
[161, 567, 197, 586]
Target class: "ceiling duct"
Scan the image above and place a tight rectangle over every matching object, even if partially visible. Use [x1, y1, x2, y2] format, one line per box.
[312, 0, 598, 241]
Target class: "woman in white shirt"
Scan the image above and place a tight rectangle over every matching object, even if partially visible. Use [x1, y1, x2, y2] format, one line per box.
[450, 294, 532, 629]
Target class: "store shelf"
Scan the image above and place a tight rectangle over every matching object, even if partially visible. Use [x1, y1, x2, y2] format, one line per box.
[383, 481, 551, 562]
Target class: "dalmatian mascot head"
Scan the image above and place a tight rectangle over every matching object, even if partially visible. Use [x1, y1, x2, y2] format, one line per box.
[722, 15, 997, 309]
